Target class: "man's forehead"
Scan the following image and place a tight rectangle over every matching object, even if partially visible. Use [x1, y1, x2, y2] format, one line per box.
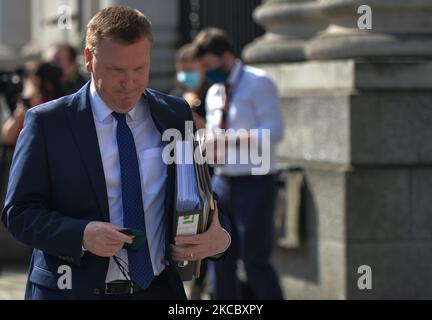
[97, 53, 149, 69]
[198, 53, 221, 68]
[96, 39, 150, 66]
[99, 37, 150, 50]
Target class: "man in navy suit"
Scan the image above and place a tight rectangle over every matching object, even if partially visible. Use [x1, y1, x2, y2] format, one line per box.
[1, 5, 230, 300]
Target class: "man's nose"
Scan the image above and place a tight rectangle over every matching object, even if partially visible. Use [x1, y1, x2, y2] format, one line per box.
[120, 72, 135, 89]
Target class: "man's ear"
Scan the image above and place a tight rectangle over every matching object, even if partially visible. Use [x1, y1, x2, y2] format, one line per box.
[84, 48, 93, 73]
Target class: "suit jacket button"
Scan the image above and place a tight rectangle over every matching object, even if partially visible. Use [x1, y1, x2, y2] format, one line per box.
[93, 288, 100, 295]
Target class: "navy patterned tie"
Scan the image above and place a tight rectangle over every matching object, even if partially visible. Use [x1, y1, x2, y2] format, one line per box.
[112, 112, 154, 290]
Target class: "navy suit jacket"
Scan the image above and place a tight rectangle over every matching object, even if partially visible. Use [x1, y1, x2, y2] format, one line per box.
[1, 82, 229, 299]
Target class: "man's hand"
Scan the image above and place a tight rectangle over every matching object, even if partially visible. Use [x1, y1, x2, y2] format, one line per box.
[170, 207, 230, 261]
[204, 132, 252, 165]
[82, 222, 133, 257]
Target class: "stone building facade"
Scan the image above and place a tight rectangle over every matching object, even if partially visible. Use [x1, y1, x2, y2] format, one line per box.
[245, 0, 432, 299]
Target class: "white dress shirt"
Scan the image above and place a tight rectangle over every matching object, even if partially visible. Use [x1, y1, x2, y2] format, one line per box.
[89, 81, 167, 283]
[206, 60, 284, 176]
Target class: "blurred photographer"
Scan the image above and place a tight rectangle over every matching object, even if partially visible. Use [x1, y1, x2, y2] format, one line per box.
[0, 68, 25, 117]
[0, 68, 25, 208]
[47, 43, 88, 94]
[1, 62, 64, 146]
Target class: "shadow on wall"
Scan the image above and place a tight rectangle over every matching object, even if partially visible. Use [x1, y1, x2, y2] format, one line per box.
[273, 169, 320, 285]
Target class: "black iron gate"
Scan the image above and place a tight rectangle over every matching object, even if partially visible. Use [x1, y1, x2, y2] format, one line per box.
[180, 0, 264, 56]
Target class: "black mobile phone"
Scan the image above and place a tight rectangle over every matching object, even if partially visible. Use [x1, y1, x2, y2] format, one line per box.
[120, 229, 133, 236]
[120, 228, 147, 251]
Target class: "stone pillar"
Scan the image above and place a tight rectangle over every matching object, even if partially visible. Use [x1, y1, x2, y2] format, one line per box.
[307, 0, 432, 59]
[244, 0, 432, 299]
[0, 0, 31, 69]
[79, 0, 102, 46]
[23, 0, 86, 60]
[100, 0, 179, 92]
[243, 0, 327, 63]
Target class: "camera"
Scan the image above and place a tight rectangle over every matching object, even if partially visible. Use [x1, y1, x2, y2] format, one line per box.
[0, 68, 25, 113]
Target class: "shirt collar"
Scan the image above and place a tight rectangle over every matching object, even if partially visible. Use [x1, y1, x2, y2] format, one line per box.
[89, 80, 147, 123]
[227, 59, 244, 86]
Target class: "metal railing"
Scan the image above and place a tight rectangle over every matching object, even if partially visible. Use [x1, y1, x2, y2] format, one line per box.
[179, 0, 264, 56]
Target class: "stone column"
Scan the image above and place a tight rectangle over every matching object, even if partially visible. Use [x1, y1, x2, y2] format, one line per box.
[79, 0, 102, 45]
[100, 0, 179, 92]
[23, 0, 85, 60]
[244, 0, 432, 299]
[0, 0, 31, 69]
[243, 0, 327, 63]
[307, 0, 432, 59]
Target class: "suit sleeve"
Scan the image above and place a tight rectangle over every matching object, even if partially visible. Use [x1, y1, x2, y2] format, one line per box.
[1, 110, 89, 266]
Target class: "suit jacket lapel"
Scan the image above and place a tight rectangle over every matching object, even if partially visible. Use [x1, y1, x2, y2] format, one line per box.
[66, 83, 110, 222]
[146, 89, 176, 254]
[146, 88, 172, 134]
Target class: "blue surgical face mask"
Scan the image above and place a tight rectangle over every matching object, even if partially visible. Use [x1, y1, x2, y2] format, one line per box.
[176, 71, 203, 91]
[205, 65, 230, 84]
[205, 58, 230, 84]
[205, 68, 229, 84]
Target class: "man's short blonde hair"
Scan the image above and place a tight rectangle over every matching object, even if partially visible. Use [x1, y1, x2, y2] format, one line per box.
[86, 5, 153, 54]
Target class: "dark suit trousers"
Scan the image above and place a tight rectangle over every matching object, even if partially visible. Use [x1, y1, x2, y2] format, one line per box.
[210, 174, 284, 300]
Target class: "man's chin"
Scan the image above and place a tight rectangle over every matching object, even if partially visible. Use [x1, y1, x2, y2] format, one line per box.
[117, 97, 140, 111]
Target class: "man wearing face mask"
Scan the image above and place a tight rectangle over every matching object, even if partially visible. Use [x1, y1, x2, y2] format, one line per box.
[174, 44, 210, 130]
[193, 28, 285, 300]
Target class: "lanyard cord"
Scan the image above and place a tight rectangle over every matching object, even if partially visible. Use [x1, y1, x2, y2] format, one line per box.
[226, 66, 245, 101]
[113, 255, 132, 282]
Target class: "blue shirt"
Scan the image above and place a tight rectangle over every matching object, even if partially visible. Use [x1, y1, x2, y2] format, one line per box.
[89, 81, 167, 282]
[206, 60, 284, 176]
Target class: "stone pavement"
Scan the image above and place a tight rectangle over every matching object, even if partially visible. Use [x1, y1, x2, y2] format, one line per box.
[0, 266, 27, 300]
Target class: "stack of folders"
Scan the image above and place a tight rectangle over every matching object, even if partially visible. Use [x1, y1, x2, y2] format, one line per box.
[173, 132, 216, 281]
